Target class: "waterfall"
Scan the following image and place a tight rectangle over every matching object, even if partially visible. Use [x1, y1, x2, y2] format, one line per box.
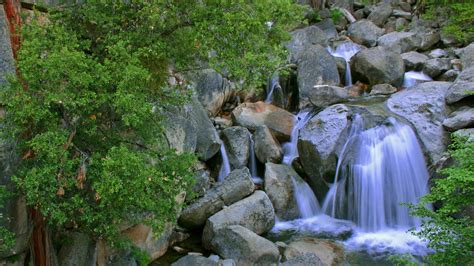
[265, 72, 280, 103]
[328, 42, 362, 87]
[322, 116, 430, 232]
[217, 144, 231, 182]
[403, 71, 432, 88]
[248, 133, 262, 184]
[292, 177, 320, 218]
[282, 111, 311, 165]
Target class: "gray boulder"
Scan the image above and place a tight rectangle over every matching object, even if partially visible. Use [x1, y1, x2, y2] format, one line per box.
[179, 168, 255, 229]
[408, 18, 440, 51]
[297, 45, 340, 108]
[0, 8, 15, 86]
[254, 126, 283, 164]
[402, 51, 429, 71]
[370, 84, 397, 95]
[307, 85, 349, 108]
[232, 102, 295, 141]
[186, 69, 235, 116]
[210, 225, 279, 265]
[348, 19, 384, 47]
[367, 3, 392, 27]
[423, 58, 452, 78]
[202, 191, 275, 249]
[377, 32, 421, 54]
[286, 26, 329, 63]
[191, 161, 211, 197]
[281, 253, 324, 266]
[221, 127, 250, 169]
[439, 69, 460, 82]
[163, 111, 197, 154]
[352, 46, 405, 87]
[264, 163, 303, 220]
[461, 43, 474, 69]
[298, 104, 350, 195]
[445, 67, 474, 104]
[172, 255, 219, 266]
[283, 238, 345, 266]
[393, 9, 412, 20]
[58, 233, 96, 266]
[185, 97, 222, 160]
[387, 82, 451, 163]
[315, 18, 338, 39]
[443, 107, 474, 131]
[453, 128, 474, 142]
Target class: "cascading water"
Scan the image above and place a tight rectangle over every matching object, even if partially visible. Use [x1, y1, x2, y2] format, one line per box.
[403, 71, 432, 88]
[217, 144, 231, 182]
[291, 177, 320, 218]
[282, 111, 311, 165]
[322, 115, 430, 232]
[328, 42, 362, 87]
[248, 133, 262, 184]
[265, 72, 280, 103]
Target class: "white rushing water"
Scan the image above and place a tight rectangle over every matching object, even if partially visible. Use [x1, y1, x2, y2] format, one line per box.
[282, 111, 311, 165]
[291, 177, 320, 218]
[265, 72, 280, 103]
[248, 133, 263, 184]
[322, 116, 430, 232]
[328, 42, 362, 86]
[403, 71, 432, 88]
[217, 144, 231, 182]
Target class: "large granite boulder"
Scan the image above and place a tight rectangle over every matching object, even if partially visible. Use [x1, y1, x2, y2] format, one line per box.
[445, 67, 474, 104]
[443, 107, 474, 131]
[202, 191, 275, 249]
[297, 45, 340, 108]
[348, 19, 384, 47]
[283, 238, 345, 266]
[57, 232, 96, 266]
[286, 26, 329, 63]
[369, 83, 397, 95]
[351, 46, 405, 87]
[162, 111, 197, 154]
[0, 8, 15, 86]
[367, 2, 392, 27]
[377, 32, 422, 54]
[307, 85, 348, 108]
[186, 69, 235, 116]
[254, 126, 283, 164]
[387, 82, 451, 163]
[231, 102, 295, 141]
[402, 51, 429, 71]
[298, 104, 350, 197]
[461, 42, 474, 69]
[171, 255, 218, 266]
[179, 168, 255, 229]
[281, 253, 324, 266]
[221, 127, 251, 169]
[264, 163, 303, 220]
[210, 225, 280, 265]
[423, 58, 452, 78]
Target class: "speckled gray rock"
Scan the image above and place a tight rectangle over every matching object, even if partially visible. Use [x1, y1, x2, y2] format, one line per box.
[348, 19, 384, 47]
[283, 238, 345, 266]
[58, 233, 96, 266]
[264, 163, 303, 220]
[367, 2, 392, 27]
[0, 8, 15, 86]
[443, 107, 474, 131]
[378, 32, 421, 54]
[461, 43, 474, 69]
[281, 253, 324, 266]
[179, 168, 255, 229]
[402, 51, 429, 71]
[423, 58, 452, 78]
[297, 45, 340, 108]
[370, 84, 397, 95]
[221, 127, 251, 169]
[307, 85, 349, 108]
[171, 255, 219, 266]
[445, 67, 474, 104]
[351, 46, 405, 87]
[254, 126, 283, 164]
[286, 26, 329, 63]
[202, 191, 275, 249]
[453, 128, 474, 142]
[210, 225, 279, 265]
[387, 82, 451, 162]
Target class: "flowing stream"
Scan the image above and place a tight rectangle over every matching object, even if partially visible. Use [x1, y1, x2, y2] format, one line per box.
[328, 42, 362, 87]
[282, 111, 311, 165]
[265, 72, 280, 103]
[403, 71, 432, 88]
[217, 144, 231, 182]
[248, 133, 263, 184]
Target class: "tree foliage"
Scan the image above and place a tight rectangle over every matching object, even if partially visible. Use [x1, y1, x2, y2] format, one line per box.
[410, 136, 474, 265]
[0, 0, 304, 247]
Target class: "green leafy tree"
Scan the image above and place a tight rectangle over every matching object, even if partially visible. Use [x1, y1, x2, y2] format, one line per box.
[0, 0, 303, 251]
[410, 136, 474, 265]
[0, 186, 15, 253]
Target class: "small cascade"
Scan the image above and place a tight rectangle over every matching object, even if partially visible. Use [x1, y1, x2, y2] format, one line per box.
[282, 111, 311, 165]
[248, 133, 262, 184]
[217, 144, 231, 182]
[291, 177, 320, 218]
[265, 72, 280, 103]
[328, 42, 362, 86]
[322, 115, 430, 232]
[403, 71, 432, 88]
